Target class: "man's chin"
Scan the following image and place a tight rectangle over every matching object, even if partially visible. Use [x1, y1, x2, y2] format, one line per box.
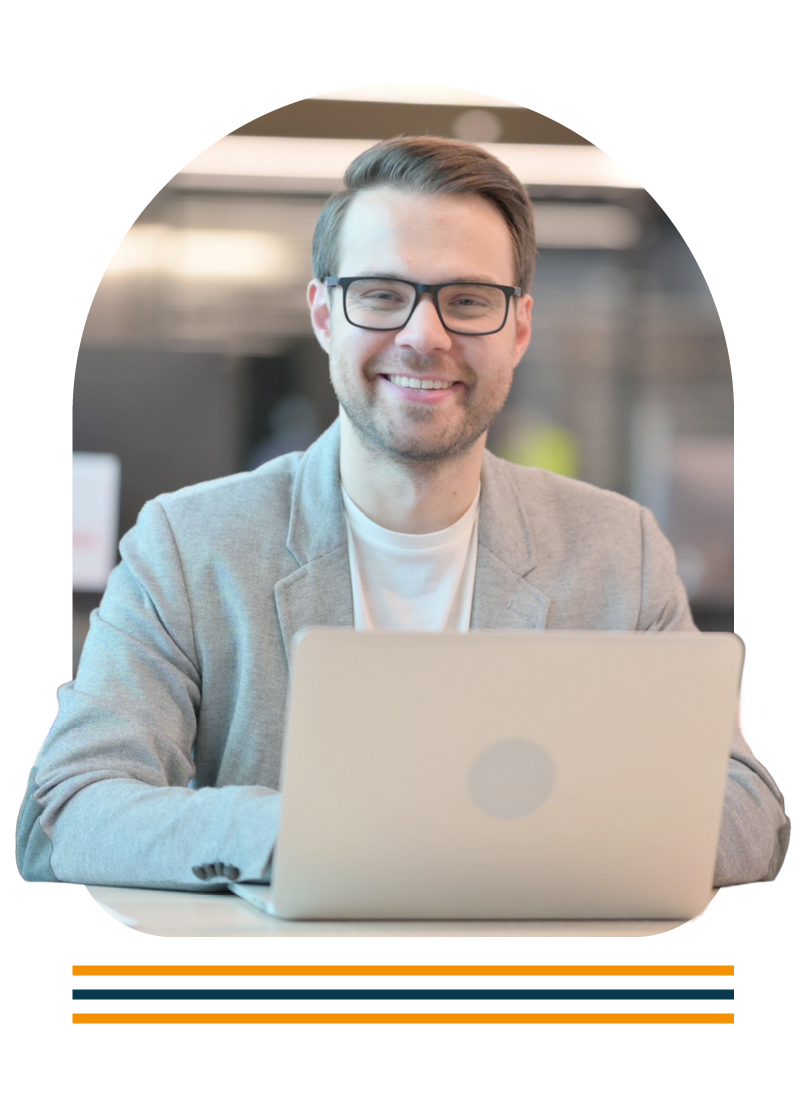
[366, 422, 484, 464]
[339, 397, 494, 464]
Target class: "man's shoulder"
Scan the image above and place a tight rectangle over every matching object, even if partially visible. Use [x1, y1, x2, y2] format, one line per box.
[482, 455, 680, 627]
[156, 452, 303, 516]
[128, 452, 305, 554]
[487, 452, 641, 525]
[122, 422, 344, 566]
[482, 453, 654, 583]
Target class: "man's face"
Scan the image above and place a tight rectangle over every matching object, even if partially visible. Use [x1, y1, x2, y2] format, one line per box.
[308, 188, 533, 463]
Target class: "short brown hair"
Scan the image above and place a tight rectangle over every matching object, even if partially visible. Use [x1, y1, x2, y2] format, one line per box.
[312, 136, 537, 292]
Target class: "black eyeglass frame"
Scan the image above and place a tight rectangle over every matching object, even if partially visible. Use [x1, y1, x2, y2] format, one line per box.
[325, 276, 523, 337]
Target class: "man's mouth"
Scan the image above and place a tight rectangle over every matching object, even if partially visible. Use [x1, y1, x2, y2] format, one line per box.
[384, 374, 458, 391]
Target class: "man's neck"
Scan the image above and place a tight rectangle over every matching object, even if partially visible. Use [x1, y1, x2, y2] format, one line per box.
[338, 413, 485, 534]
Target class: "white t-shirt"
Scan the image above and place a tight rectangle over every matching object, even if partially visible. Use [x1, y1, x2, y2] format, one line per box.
[341, 485, 480, 632]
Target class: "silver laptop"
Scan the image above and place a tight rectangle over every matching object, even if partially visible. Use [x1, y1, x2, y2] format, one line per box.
[239, 629, 743, 921]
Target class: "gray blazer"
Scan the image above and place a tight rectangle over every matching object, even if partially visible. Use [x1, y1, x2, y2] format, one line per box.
[17, 421, 789, 890]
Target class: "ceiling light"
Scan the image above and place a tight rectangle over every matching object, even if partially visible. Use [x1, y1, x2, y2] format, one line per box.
[103, 225, 297, 281]
[176, 136, 641, 190]
[168, 229, 293, 279]
[311, 85, 521, 106]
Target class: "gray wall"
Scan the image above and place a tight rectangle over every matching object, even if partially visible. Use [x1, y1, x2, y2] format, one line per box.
[74, 347, 245, 542]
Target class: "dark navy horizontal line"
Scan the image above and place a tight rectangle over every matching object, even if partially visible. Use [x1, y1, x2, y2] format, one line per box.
[72, 988, 735, 1001]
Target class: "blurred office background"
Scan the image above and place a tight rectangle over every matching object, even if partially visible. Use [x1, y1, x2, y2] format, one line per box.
[73, 85, 734, 674]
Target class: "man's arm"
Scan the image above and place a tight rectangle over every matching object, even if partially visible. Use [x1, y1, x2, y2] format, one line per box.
[714, 726, 790, 885]
[16, 499, 281, 890]
[638, 505, 790, 886]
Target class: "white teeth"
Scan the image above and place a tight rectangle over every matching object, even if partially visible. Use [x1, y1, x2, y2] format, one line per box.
[388, 375, 451, 390]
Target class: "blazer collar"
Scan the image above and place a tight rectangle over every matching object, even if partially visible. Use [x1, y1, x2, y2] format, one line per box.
[275, 421, 353, 662]
[477, 448, 537, 574]
[275, 423, 551, 659]
[285, 419, 347, 565]
[285, 424, 540, 573]
[472, 449, 550, 630]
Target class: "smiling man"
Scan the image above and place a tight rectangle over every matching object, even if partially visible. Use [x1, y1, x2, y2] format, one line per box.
[17, 136, 789, 891]
[310, 187, 531, 539]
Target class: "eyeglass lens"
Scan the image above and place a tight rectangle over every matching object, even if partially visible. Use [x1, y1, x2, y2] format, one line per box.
[344, 279, 509, 334]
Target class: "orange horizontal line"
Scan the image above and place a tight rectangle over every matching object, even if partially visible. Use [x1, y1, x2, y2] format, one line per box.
[73, 1012, 734, 1025]
[72, 965, 734, 977]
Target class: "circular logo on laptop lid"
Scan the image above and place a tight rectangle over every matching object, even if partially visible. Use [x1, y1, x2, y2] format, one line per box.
[468, 740, 555, 819]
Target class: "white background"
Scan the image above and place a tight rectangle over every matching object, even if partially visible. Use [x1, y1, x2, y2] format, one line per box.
[2, 1, 795, 1115]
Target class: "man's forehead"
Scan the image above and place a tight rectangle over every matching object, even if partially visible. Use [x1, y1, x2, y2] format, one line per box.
[336, 187, 515, 279]
[340, 186, 504, 230]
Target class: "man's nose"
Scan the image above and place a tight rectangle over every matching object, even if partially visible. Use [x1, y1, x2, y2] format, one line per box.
[393, 294, 452, 353]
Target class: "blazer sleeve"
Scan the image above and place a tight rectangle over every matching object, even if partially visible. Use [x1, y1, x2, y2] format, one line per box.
[15, 499, 281, 890]
[638, 505, 790, 886]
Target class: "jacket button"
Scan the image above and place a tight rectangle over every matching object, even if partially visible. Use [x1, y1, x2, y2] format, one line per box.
[191, 862, 240, 881]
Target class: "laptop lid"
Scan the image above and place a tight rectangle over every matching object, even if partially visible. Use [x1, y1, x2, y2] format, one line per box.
[271, 629, 743, 920]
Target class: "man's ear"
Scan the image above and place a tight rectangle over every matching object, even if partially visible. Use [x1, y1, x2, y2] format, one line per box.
[513, 294, 534, 367]
[307, 278, 332, 354]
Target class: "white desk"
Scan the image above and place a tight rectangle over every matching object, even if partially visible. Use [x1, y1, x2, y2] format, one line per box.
[87, 885, 698, 937]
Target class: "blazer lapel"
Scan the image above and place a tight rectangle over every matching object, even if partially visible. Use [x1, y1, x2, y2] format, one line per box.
[471, 450, 551, 630]
[274, 421, 354, 663]
[274, 427, 550, 650]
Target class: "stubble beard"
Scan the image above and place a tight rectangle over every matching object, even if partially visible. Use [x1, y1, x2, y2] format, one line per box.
[330, 352, 513, 466]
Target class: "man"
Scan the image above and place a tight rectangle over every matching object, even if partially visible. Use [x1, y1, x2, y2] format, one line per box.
[17, 136, 789, 890]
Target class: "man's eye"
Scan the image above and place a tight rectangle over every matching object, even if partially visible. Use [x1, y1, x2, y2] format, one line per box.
[354, 288, 408, 306]
[443, 294, 491, 311]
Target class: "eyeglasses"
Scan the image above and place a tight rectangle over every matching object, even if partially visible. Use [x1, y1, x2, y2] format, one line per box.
[325, 276, 522, 336]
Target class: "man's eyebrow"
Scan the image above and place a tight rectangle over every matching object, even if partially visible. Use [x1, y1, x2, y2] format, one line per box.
[347, 271, 408, 281]
[349, 271, 509, 285]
